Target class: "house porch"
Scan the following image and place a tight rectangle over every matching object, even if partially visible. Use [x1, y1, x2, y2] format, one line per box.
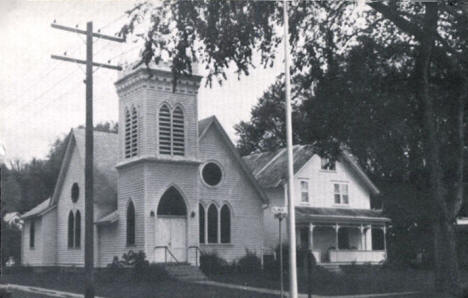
[295, 207, 390, 264]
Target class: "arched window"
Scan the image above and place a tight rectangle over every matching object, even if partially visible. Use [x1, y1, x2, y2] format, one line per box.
[172, 106, 184, 156]
[124, 108, 132, 158]
[75, 211, 81, 248]
[208, 204, 218, 243]
[131, 107, 138, 157]
[199, 204, 205, 244]
[157, 187, 187, 216]
[220, 205, 231, 243]
[29, 220, 35, 248]
[159, 105, 171, 155]
[68, 211, 74, 248]
[127, 201, 136, 245]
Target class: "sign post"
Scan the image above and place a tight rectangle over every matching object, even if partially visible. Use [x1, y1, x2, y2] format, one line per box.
[273, 206, 287, 298]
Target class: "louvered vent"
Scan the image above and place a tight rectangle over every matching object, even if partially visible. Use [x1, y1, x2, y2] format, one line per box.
[172, 107, 185, 156]
[124, 109, 132, 158]
[159, 105, 171, 155]
[131, 107, 138, 157]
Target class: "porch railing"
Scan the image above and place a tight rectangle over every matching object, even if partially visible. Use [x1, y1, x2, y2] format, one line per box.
[154, 246, 179, 263]
[329, 249, 386, 263]
[188, 246, 201, 267]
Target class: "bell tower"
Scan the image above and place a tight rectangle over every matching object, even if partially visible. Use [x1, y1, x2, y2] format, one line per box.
[114, 62, 202, 163]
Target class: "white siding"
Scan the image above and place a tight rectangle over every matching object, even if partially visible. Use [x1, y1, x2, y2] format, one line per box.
[294, 155, 371, 209]
[199, 127, 264, 262]
[22, 218, 42, 266]
[41, 209, 57, 265]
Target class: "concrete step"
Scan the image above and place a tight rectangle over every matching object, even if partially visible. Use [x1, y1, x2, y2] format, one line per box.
[162, 264, 207, 281]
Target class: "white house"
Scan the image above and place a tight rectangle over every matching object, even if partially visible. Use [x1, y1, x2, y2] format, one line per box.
[20, 62, 389, 268]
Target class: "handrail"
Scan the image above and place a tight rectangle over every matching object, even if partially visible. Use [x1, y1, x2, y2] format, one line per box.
[154, 245, 179, 263]
[188, 246, 202, 267]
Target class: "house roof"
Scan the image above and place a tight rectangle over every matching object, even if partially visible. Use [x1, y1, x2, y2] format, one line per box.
[295, 206, 390, 223]
[242, 145, 380, 195]
[21, 198, 54, 219]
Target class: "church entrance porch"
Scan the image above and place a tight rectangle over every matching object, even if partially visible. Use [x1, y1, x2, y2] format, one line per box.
[153, 186, 188, 263]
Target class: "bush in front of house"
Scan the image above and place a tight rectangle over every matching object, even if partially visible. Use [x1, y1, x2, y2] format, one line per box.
[104, 250, 167, 281]
[200, 252, 230, 275]
[237, 249, 261, 273]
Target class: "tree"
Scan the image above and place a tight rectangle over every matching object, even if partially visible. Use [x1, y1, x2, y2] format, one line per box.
[122, 1, 468, 294]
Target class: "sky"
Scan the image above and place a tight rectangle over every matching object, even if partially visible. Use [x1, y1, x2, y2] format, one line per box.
[0, 0, 284, 164]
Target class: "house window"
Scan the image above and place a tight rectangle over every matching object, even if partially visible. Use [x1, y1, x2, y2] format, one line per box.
[334, 183, 349, 205]
[220, 205, 231, 244]
[159, 105, 171, 155]
[71, 183, 79, 203]
[207, 204, 218, 243]
[199, 204, 205, 244]
[75, 211, 81, 248]
[172, 106, 185, 156]
[127, 201, 136, 246]
[68, 211, 74, 248]
[29, 220, 35, 248]
[321, 157, 336, 171]
[300, 181, 309, 202]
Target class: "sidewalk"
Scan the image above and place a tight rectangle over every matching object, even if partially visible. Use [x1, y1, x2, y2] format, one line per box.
[195, 280, 421, 298]
[1, 284, 106, 298]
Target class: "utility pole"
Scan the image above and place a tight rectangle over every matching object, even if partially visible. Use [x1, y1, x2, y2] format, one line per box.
[51, 21, 124, 298]
[283, 0, 298, 297]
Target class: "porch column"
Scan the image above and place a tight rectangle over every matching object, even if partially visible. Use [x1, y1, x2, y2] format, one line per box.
[383, 226, 387, 251]
[309, 224, 315, 250]
[360, 225, 365, 250]
[335, 224, 340, 250]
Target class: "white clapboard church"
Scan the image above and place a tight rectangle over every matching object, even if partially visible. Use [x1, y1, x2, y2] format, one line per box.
[20, 62, 390, 268]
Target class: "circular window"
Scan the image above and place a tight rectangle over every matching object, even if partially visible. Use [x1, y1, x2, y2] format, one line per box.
[71, 183, 79, 203]
[201, 162, 223, 186]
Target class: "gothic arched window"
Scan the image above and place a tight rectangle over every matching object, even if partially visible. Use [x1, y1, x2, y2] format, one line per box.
[220, 205, 231, 243]
[127, 201, 136, 246]
[172, 106, 184, 156]
[159, 105, 171, 155]
[75, 211, 81, 248]
[124, 108, 132, 158]
[68, 211, 74, 248]
[207, 204, 218, 244]
[131, 107, 139, 157]
[199, 204, 205, 244]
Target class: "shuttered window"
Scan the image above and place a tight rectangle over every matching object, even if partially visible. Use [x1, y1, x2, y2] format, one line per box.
[131, 107, 138, 157]
[172, 107, 185, 156]
[159, 105, 171, 155]
[124, 109, 132, 158]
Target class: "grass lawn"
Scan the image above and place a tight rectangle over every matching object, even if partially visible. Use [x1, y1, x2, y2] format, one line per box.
[1, 271, 276, 298]
[208, 266, 442, 296]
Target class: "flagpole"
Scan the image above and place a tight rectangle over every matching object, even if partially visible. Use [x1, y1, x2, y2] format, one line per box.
[283, 0, 298, 297]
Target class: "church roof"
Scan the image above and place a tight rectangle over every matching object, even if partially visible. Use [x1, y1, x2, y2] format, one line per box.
[21, 198, 54, 219]
[50, 128, 119, 208]
[243, 145, 380, 195]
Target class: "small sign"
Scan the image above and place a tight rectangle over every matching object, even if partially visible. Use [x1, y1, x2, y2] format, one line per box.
[272, 206, 287, 215]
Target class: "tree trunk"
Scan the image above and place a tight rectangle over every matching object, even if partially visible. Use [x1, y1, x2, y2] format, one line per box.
[434, 219, 461, 296]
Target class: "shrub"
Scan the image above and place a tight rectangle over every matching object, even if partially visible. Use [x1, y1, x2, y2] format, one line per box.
[200, 252, 229, 275]
[237, 249, 261, 273]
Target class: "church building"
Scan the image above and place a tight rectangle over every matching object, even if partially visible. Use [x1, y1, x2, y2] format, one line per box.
[20, 62, 389, 267]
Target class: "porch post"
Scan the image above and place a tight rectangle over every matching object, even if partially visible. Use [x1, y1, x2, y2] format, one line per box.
[360, 224, 365, 250]
[383, 226, 387, 251]
[309, 224, 314, 250]
[335, 224, 340, 250]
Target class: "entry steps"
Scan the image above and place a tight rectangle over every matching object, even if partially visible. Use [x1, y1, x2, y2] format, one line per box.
[163, 263, 208, 281]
